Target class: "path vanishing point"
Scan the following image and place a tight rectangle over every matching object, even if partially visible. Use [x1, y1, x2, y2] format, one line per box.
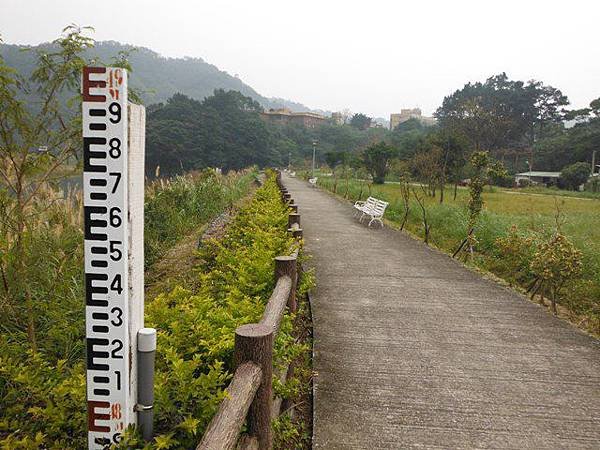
[283, 174, 600, 449]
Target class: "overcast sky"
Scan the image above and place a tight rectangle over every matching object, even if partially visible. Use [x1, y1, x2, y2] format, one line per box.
[1, 0, 598, 118]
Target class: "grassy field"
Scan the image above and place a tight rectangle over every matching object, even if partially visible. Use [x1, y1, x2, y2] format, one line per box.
[317, 176, 600, 334]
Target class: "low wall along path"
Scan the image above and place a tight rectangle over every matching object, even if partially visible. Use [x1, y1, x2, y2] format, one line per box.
[282, 174, 600, 449]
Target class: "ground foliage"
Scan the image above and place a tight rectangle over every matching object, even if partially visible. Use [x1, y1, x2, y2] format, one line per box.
[0, 170, 255, 449]
[115, 172, 308, 449]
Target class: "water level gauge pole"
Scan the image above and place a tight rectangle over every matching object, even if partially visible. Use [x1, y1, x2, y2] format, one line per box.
[83, 67, 147, 449]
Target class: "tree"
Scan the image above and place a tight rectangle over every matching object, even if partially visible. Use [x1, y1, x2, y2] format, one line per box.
[410, 147, 444, 197]
[535, 97, 600, 171]
[361, 141, 397, 184]
[428, 128, 470, 202]
[560, 162, 590, 190]
[435, 73, 568, 154]
[350, 113, 372, 131]
[453, 151, 491, 259]
[530, 233, 582, 315]
[324, 151, 344, 171]
[0, 26, 131, 352]
[145, 90, 277, 176]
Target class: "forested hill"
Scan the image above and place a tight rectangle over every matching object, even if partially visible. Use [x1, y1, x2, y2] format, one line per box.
[0, 40, 318, 111]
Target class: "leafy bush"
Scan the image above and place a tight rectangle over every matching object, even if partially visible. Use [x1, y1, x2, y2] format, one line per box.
[530, 233, 583, 314]
[116, 172, 298, 448]
[0, 170, 256, 448]
[560, 162, 591, 190]
[517, 178, 531, 188]
[585, 176, 600, 193]
[493, 225, 538, 286]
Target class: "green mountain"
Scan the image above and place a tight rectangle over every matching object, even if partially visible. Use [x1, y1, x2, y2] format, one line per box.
[0, 40, 321, 112]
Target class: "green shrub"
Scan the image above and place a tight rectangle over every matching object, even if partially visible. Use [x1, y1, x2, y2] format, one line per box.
[118, 172, 299, 448]
[560, 162, 591, 190]
[0, 170, 257, 448]
[586, 176, 600, 193]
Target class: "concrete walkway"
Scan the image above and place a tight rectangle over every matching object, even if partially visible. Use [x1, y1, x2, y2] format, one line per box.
[283, 175, 600, 449]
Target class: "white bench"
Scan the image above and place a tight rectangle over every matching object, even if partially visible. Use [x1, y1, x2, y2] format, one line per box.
[308, 177, 318, 187]
[354, 196, 389, 228]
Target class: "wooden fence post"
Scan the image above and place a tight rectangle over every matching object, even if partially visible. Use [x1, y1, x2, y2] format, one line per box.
[289, 204, 298, 213]
[288, 228, 303, 240]
[288, 213, 300, 229]
[234, 324, 273, 449]
[275, 256, 297, 313]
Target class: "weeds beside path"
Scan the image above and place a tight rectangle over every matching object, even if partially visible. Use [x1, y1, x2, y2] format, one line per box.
[317, 176, 600, 336]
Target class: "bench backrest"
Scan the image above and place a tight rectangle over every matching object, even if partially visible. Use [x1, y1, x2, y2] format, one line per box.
[363, 197, 377, 208]
[370, 199, 389, 217]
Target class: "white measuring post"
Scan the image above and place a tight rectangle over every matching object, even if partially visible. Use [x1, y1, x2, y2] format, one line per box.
[82, 67, 146, 449]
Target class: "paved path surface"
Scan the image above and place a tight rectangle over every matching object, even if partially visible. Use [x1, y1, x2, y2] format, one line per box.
[283, 175, 600, 449]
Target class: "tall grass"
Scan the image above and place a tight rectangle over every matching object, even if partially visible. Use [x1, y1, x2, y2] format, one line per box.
[318, 177, 600, 334]
[144, 168, 257, 266]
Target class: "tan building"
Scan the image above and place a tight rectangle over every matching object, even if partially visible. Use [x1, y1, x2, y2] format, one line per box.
[260, 108, 327, 128]
[331, 112, 344, 125]
[390, 108, 436, 130]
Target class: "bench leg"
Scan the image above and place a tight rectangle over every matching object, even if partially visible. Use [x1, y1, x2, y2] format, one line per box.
[367, 217, 384, 228]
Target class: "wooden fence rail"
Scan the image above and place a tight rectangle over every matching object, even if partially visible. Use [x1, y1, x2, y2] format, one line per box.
[197, 171, 302, 450]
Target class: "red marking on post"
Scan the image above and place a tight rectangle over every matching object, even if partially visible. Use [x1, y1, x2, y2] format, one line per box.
[111, 403, 122, 420]
[83, 67, 107, 102]
[87, 400, 111, 432]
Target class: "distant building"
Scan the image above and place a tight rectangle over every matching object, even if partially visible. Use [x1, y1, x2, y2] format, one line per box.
[260, 108, 327, 128]
[390, 108, 436, 130]
[331, 112, 344, 125]
[515, 171, 561, 187]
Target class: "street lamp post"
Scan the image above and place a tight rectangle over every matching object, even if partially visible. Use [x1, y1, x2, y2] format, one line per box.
[312, 141, 317, 178]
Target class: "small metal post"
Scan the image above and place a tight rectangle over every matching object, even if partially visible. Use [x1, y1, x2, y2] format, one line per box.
[137, 328, 156, 441]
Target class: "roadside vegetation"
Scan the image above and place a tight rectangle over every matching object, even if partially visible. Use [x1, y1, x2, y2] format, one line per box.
[316, 175, 600, 334]
[118, 173, 311, 449]
[0, 168, 256, 448]
[292, 72, 599, 336]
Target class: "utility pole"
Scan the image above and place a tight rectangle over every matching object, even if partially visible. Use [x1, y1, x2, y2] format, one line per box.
[592, 150, 597, 175]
